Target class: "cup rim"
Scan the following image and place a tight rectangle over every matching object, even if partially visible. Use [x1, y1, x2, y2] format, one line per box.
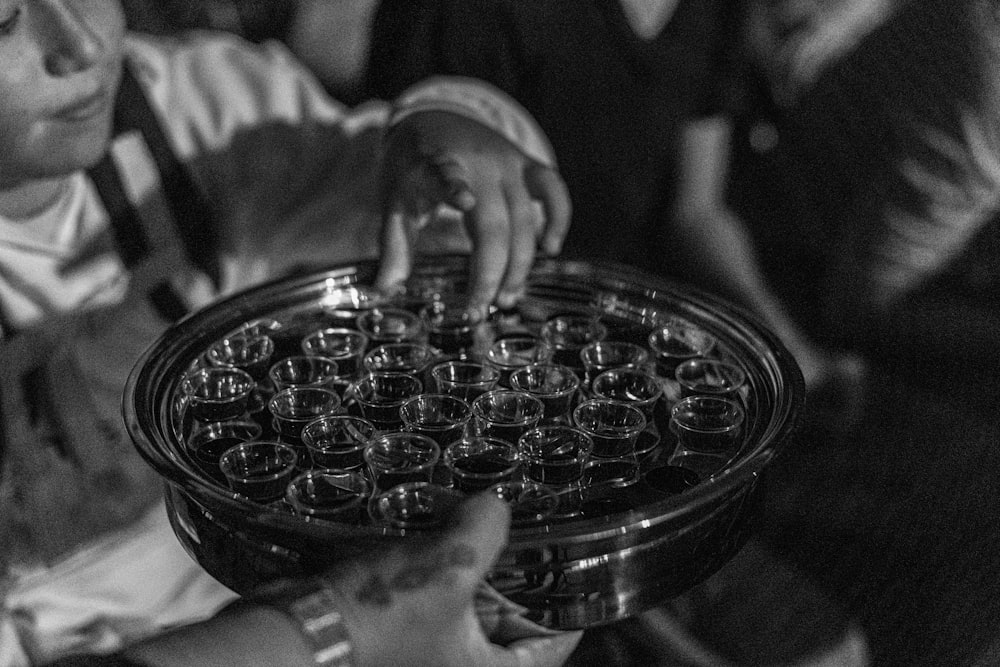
[591, 368, 663, 403]
[218, 440, 299, 482]
[181, 366, 255, 403]
[518, 424, 594, 460]
[430, 360, 501, 385]
[285, 468, 372, 515]
[509, 362, 581, 397]
[300, 327, 369, 357]
[400, 393, 472, 426]
[670, 395, 746, 432]
[471, 389, 545, 424]
[301, 414, 376, 452]
[443, 437, 520, 479]
[674, 358, 748, 393]
[363, 432, 442, 469]
[268, 354, 340, 388]
[267, 386, 342, 420]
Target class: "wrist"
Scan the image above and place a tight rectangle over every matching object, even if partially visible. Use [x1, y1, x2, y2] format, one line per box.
[390, 75, 555, 168]
[253, 577, 355, 667]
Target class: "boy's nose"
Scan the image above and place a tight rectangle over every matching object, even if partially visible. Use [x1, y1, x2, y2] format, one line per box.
[40, 2, 104, 76]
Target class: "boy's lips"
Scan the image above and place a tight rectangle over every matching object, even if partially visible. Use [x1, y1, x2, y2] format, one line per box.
[52, 87, 112, 122]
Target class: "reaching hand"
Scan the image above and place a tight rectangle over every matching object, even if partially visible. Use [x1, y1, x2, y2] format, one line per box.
[376, 110, 571, 319]
[327, 493, 582, 667]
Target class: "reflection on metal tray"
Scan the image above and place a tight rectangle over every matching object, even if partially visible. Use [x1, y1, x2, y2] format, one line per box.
[124, 256, 804, 629]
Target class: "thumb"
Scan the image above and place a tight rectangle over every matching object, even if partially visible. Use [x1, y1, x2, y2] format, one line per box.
[508, 631, 585, 667]
[444, 493, 512, 589]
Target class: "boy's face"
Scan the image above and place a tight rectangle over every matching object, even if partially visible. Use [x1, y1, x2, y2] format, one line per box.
[0, 0, 125, 188]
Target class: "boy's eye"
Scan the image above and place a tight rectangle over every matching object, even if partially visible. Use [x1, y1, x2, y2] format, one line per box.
[0, 7, 21, 36]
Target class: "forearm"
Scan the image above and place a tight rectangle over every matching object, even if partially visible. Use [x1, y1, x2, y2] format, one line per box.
[122, 604, 315, 667]
[669, 205, 827, 383]
[671, 206, 801, 332]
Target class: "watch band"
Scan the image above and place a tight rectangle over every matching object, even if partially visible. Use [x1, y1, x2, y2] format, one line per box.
[254, 578, 354, 667]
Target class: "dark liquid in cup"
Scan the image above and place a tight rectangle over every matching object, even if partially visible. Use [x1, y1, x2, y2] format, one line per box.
[429, 327, 475, 357]
[481, 422, 533, 446]
[189, 400, 248, 423]
[451, 454, 513, 492]
[550, 348, 584, 372]
[389, 508, 442, 528]
[194, 436, 244, 466]
[524, 456, 583, 486]
[373, 469, 429, 492]
[407, 421, 467, 447]
[588, 434, 636, 458]
[229, 472, 289, 502]
[676, 428, 740, 454]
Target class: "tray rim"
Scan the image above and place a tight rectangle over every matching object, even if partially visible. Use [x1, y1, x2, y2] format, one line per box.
[123, 256, 806, 547]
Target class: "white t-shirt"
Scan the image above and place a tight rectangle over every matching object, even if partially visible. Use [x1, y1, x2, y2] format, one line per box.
[0, 30, 553, 665]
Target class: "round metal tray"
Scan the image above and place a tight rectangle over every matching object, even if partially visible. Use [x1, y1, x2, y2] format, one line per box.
[123, 257, 804, 629]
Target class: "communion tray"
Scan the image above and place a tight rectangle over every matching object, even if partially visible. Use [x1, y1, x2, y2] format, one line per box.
[123, 256, 804, 629]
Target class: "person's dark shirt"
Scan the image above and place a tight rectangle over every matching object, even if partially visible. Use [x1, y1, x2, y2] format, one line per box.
[366, 0, 743, 278]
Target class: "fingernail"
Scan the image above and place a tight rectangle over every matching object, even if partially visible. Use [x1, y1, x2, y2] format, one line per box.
[449, 188, 476, 211]
[496, 290, 523, 310]
[463, 303, 488, 324]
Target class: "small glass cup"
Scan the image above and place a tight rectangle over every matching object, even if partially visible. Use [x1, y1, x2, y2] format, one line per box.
[187, 419, 263, 473]
[471, 390, 544, 445]
[369, 481, 462, 530]
[579, 340, 651, 389]
[204, 332, 275, 382]
[268, 387, 342, 443]
[348, 372, 423, 431]
[430, 360, 500, 403]
[508, 363, 580, 424]
[420, 298, 478, 356]
[674, 358, 747, 400]
[400, 393, 472, 448]
[573, 398, 646, 458]
[362, 342, 439, 377]
[591, 368, 663, 422]
[539, 315, 608, 372]
[487, 481, 560, 525]
[485, 336, 551, 387]
[268, 355, 340, 392]
[444, 436, 520, 493]
[364, 432, 441, 493]
[669, 395, 745, 455]
[300, 327, 369, 380]
[181, 366, 256, 422]
[648, 319, 716, 378]
[218, 440, 299, 502]
[356, 307, 425, 345]
[518, 425, 593, 488]
[301, 414, 376, 470]
[285, 469, 372, 522]
[590, 367, 663, 458]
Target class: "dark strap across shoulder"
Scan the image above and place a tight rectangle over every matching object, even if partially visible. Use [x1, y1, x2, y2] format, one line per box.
[0, 61, 224, 568]
[90, 63, 222, 290]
